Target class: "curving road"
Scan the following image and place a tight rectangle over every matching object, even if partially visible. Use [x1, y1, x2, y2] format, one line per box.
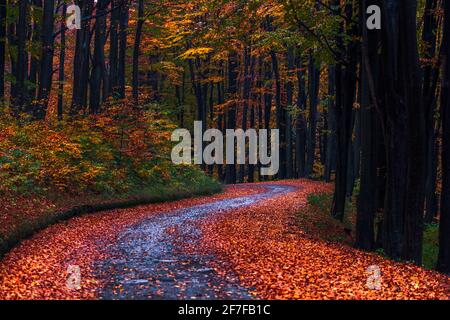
[96, 184, 296, 300]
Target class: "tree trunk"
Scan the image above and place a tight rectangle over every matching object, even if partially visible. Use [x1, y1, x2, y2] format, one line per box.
[28, 0, 42, 102]
[306, 53, 320, 177]
[109, 0, 120, 97]
[89, 0, 107, 114]
[356, 1, 380, 250]
[132, 0, 144, 102]
[285, 47, 294, 178]
[225, 51, 238, 184]
[0, 0, 6, 101]
[238, 47, 251, 183]
[72, 0, 94, 114]
[271, 50, 286, 179]
[57, 3, 67, 121]
[118, 1, 129, 99]
[402, 0, 426, 264]
[295, 53, 307, 178]
[324, 66, 337, 182]
[437, 0, 450, 274]
[331, 2, 358, 221]
[422, 0, 440, 225]
[12, 0, 28, 115]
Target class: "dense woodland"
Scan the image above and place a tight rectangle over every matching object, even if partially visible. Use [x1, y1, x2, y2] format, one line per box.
[0, 0, 449, 274]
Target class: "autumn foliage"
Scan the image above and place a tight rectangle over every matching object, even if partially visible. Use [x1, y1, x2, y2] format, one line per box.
[0, 104, 220, 255]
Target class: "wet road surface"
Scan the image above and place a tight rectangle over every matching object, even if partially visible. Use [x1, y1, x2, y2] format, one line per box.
[96, 184, 296, 300]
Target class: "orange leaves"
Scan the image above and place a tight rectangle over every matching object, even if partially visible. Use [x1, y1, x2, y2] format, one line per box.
[1, 181, 448, 300]
[0, 186, 256, 299]
[198, 180, 450, 300]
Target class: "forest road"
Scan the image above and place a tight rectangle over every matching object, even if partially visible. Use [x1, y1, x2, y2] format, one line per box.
[96, 184, 297, 300]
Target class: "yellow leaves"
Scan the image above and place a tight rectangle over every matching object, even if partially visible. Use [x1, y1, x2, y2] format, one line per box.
[178, 47, 213, 60]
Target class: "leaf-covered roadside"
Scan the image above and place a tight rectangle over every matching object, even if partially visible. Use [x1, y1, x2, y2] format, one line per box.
[0, 185, 261, 300]
[198, 180, 450, 300]
[0, 104, 220, 256]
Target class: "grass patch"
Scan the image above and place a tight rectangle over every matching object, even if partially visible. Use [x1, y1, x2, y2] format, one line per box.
[423, 224, 439, 270]
[296, 192, 355, 245]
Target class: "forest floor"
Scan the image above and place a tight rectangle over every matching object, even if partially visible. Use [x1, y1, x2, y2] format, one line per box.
[0, 180, 448, 300]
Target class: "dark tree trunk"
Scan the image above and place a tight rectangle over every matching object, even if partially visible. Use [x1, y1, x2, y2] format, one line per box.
[57, 3, 67, 121]
[238, 47, 251, 183]
[271, 50, 286, 179]
[72, 0, 94, 114]
[12, 0, 28, 115]
[35, 0, 55, 119]
[132, 0, 144, 102]
[0, 0, 6, 100]
[264, 59, 272, 131]
[117, 1, 129, 99]
[331, 3, 358, 221]
[368, 0, 425, 263]
[346, 108, 360, 196]
[356, 1, 380, 250]
[109, 0, 120, 97]
[285, 47, 294, 178]
[248, 54, 257, 182]
[424, 120, 439, 224]
[437, 0, 450, 274]
[401, 0, 426, 264]
[306, 53, 320, 177]
[422, 0, 440, 225]
[217, 75, 224, 182]
[29, 0, 42, 102]
[295, 53, 307, 178]
[324, 66, 337, 182]
[188, 59, 205, 130]
[90, 0, 108, 114]
[225, 51, 238, 184]
[175, 70, 185, 127]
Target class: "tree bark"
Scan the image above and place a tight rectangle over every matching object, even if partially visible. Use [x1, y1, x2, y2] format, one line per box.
[72, 0, 94, 114]
[306, 53, 320, 177]
[117, 0, 129, 99]
[285, 47, 295, 178]
[331, 2, 357, 221]
[0, 0, 6, 101]
[57, 3, 67, 121]
[271, 50, 286, 179]
[295, 53, 307, 178]
[109, 0, 120, 97]
[132, 0, 144, 102]
[437, 0, 450, 274]
[324, 66, 337, 182]
[225, 51, 238, 184]
[89, 0, 108, 114]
